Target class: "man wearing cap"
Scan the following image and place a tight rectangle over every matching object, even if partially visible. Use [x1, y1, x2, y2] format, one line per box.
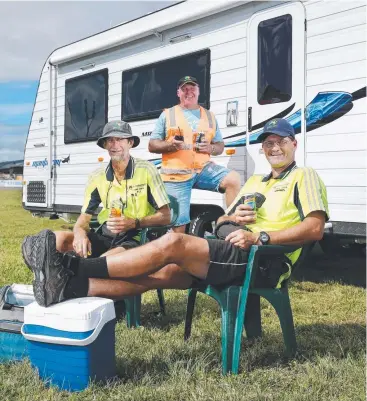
[28, 120, 171, 260]
[22, 118, 329, 308]
[149, 76, 241, 233]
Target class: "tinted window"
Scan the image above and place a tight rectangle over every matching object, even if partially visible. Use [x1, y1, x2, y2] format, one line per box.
[258, 14, 292, 105]
[64, 69, 108, 144]
[122, 49, 210, 121]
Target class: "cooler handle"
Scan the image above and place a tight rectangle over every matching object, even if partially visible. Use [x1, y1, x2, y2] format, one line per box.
[21, 309, 109, 347]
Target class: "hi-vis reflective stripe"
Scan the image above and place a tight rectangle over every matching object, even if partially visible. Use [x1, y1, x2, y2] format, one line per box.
[168, 106, 213, 128]
[275, 262, 292, 289]
[161, 168, 197, 174]
[169, 107, 176, 126]
[203, 108, 213, 129]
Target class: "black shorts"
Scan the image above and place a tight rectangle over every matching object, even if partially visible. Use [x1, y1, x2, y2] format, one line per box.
[195, 239, 248, 287]
[87, 231, 139, 257]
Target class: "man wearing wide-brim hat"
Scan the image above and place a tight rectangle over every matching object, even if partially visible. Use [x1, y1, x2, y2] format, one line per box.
[44, 120, 171, 258]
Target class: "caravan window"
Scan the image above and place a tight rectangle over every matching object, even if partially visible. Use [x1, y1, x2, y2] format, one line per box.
[121, 49, 210, 121]
[64, 69, 108, 144]
[258, 14, 292, 105]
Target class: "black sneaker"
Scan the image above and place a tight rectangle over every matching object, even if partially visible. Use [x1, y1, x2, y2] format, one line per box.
[21, 229, 73, 307]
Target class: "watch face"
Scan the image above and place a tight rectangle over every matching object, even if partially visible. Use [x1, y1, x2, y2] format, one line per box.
[260, 232, 269, 244]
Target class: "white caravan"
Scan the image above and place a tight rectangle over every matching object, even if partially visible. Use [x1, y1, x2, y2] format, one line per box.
[23, 0, 367, 251]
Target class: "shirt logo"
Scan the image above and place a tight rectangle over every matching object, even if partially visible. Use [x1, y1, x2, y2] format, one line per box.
[273, 183, 289, 192]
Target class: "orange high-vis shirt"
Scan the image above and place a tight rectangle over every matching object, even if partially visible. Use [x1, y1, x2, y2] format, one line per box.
[161, 105, 216, 182]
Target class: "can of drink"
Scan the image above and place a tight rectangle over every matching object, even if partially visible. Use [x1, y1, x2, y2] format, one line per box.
[195, 132, 205, 144]
[109, 199, 124, 217]
[242, 193, 256, 210]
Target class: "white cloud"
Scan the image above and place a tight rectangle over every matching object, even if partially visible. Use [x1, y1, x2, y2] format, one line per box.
[0, 103, 33, 117]
[0, 1, 178, 81]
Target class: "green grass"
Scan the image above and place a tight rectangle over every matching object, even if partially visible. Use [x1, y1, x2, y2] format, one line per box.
[0, 189, 365, 400]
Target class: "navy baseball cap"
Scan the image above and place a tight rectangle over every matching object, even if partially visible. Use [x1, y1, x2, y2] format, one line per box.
[177, 76, 198, 89]
[257, 118, 295, 142]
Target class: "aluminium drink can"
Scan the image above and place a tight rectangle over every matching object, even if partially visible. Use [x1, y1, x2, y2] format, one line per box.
[242, 193, 256, 210]
[195, 132, 205, 144]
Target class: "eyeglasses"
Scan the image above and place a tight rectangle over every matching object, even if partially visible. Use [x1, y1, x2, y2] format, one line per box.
[262, 138, 293, 149]
[105, 137, 126, 144]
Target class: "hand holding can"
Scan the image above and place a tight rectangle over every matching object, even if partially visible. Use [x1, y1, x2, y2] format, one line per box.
[193, 132, 206, 152]
[241, 193, 256, 211]
[109, 199, 124, 217]
[233, 193, 257, 225]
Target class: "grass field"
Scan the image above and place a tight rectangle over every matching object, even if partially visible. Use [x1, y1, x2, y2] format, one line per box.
[0, 189, 365, 401]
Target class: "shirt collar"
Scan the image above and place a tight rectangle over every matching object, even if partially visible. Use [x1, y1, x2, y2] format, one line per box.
[105, 157, 134, 182]
[262, 161, 297, 182]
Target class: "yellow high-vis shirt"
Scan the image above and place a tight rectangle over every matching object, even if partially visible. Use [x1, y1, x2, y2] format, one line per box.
[226, 162, 329, 266]
[81, 157, 170, 240]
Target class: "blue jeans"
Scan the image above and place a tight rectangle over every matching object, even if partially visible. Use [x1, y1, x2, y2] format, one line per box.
[164, 162, 231, 226]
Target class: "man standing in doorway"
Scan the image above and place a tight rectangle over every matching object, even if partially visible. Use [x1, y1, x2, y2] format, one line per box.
[149, 76, 241, 233]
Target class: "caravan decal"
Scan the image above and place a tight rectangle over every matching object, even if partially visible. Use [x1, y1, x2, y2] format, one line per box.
[224, 86, 366, 147]
[32, 158, 48, 168]
[147, 86, 366, 166]
[32, 155, 71, 168]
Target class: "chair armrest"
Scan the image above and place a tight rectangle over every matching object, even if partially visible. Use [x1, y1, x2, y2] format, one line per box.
[245, 244, 301, 288]
[89, 220, 100, 229]
[139, 223, 174, 245]
[249, 244, 300, 257]
[140, 220, 176, 237]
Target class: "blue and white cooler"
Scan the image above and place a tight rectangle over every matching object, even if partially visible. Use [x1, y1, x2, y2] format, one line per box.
[0, 284, 34, 362]
[22, 297, 117, 392]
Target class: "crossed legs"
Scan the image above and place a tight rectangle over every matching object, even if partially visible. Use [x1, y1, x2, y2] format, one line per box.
[23, 230, 211, 305]
[54, 230, 130, 257]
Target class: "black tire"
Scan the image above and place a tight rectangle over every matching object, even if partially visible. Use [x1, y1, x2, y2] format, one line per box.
[189, 213, 213, 238]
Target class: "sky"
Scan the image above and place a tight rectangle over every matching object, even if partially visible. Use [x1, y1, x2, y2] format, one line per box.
[0, 0, 178, 162]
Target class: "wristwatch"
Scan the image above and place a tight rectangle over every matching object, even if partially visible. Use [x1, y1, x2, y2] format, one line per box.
[259, 231, 270, 245]
[135, 218, 141, 229]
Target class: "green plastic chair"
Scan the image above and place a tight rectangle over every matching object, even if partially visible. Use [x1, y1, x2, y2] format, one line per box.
[91, 195, 179, 328]
[184, 243, 312, 374]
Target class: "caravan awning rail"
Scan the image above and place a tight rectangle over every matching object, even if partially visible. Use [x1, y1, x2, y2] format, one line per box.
[49, 1, 246, 65]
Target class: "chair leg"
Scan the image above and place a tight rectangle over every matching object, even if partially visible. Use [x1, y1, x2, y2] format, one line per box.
[218, 286, 241, 375]
[157, 289, 166, 315]
[124, 295, 141, 328]
[231, 292, 262, 374]
[259, 289, 297, 356]
[184, 289, 198, 340]
[244, 293, 262, 340]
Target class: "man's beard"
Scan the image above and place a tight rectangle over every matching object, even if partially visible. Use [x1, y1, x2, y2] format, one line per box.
[110, 154, 125, 162]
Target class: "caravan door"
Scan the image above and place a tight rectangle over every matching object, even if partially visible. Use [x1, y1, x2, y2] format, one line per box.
[246, 2, 305, 177]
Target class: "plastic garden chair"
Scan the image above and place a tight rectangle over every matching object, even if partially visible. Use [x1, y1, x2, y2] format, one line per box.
[184, 242, 312, 374]
[91, 195, 179, 327]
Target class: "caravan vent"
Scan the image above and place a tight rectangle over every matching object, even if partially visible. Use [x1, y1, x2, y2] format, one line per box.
[27, 181, 46, 204]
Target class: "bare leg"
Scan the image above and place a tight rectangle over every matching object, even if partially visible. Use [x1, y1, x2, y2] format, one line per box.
[219, 170, 241, 207]
[105, 232, 210, 280]
[172, 225, 186, 234]
[55, 232, 129, 257]
[54, 231, 74, 252]
[88, 264, 193, 299]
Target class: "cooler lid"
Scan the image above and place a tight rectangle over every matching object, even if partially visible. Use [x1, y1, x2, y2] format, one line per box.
[6, 284, 34, 307]
[24, 297, 116, 332]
